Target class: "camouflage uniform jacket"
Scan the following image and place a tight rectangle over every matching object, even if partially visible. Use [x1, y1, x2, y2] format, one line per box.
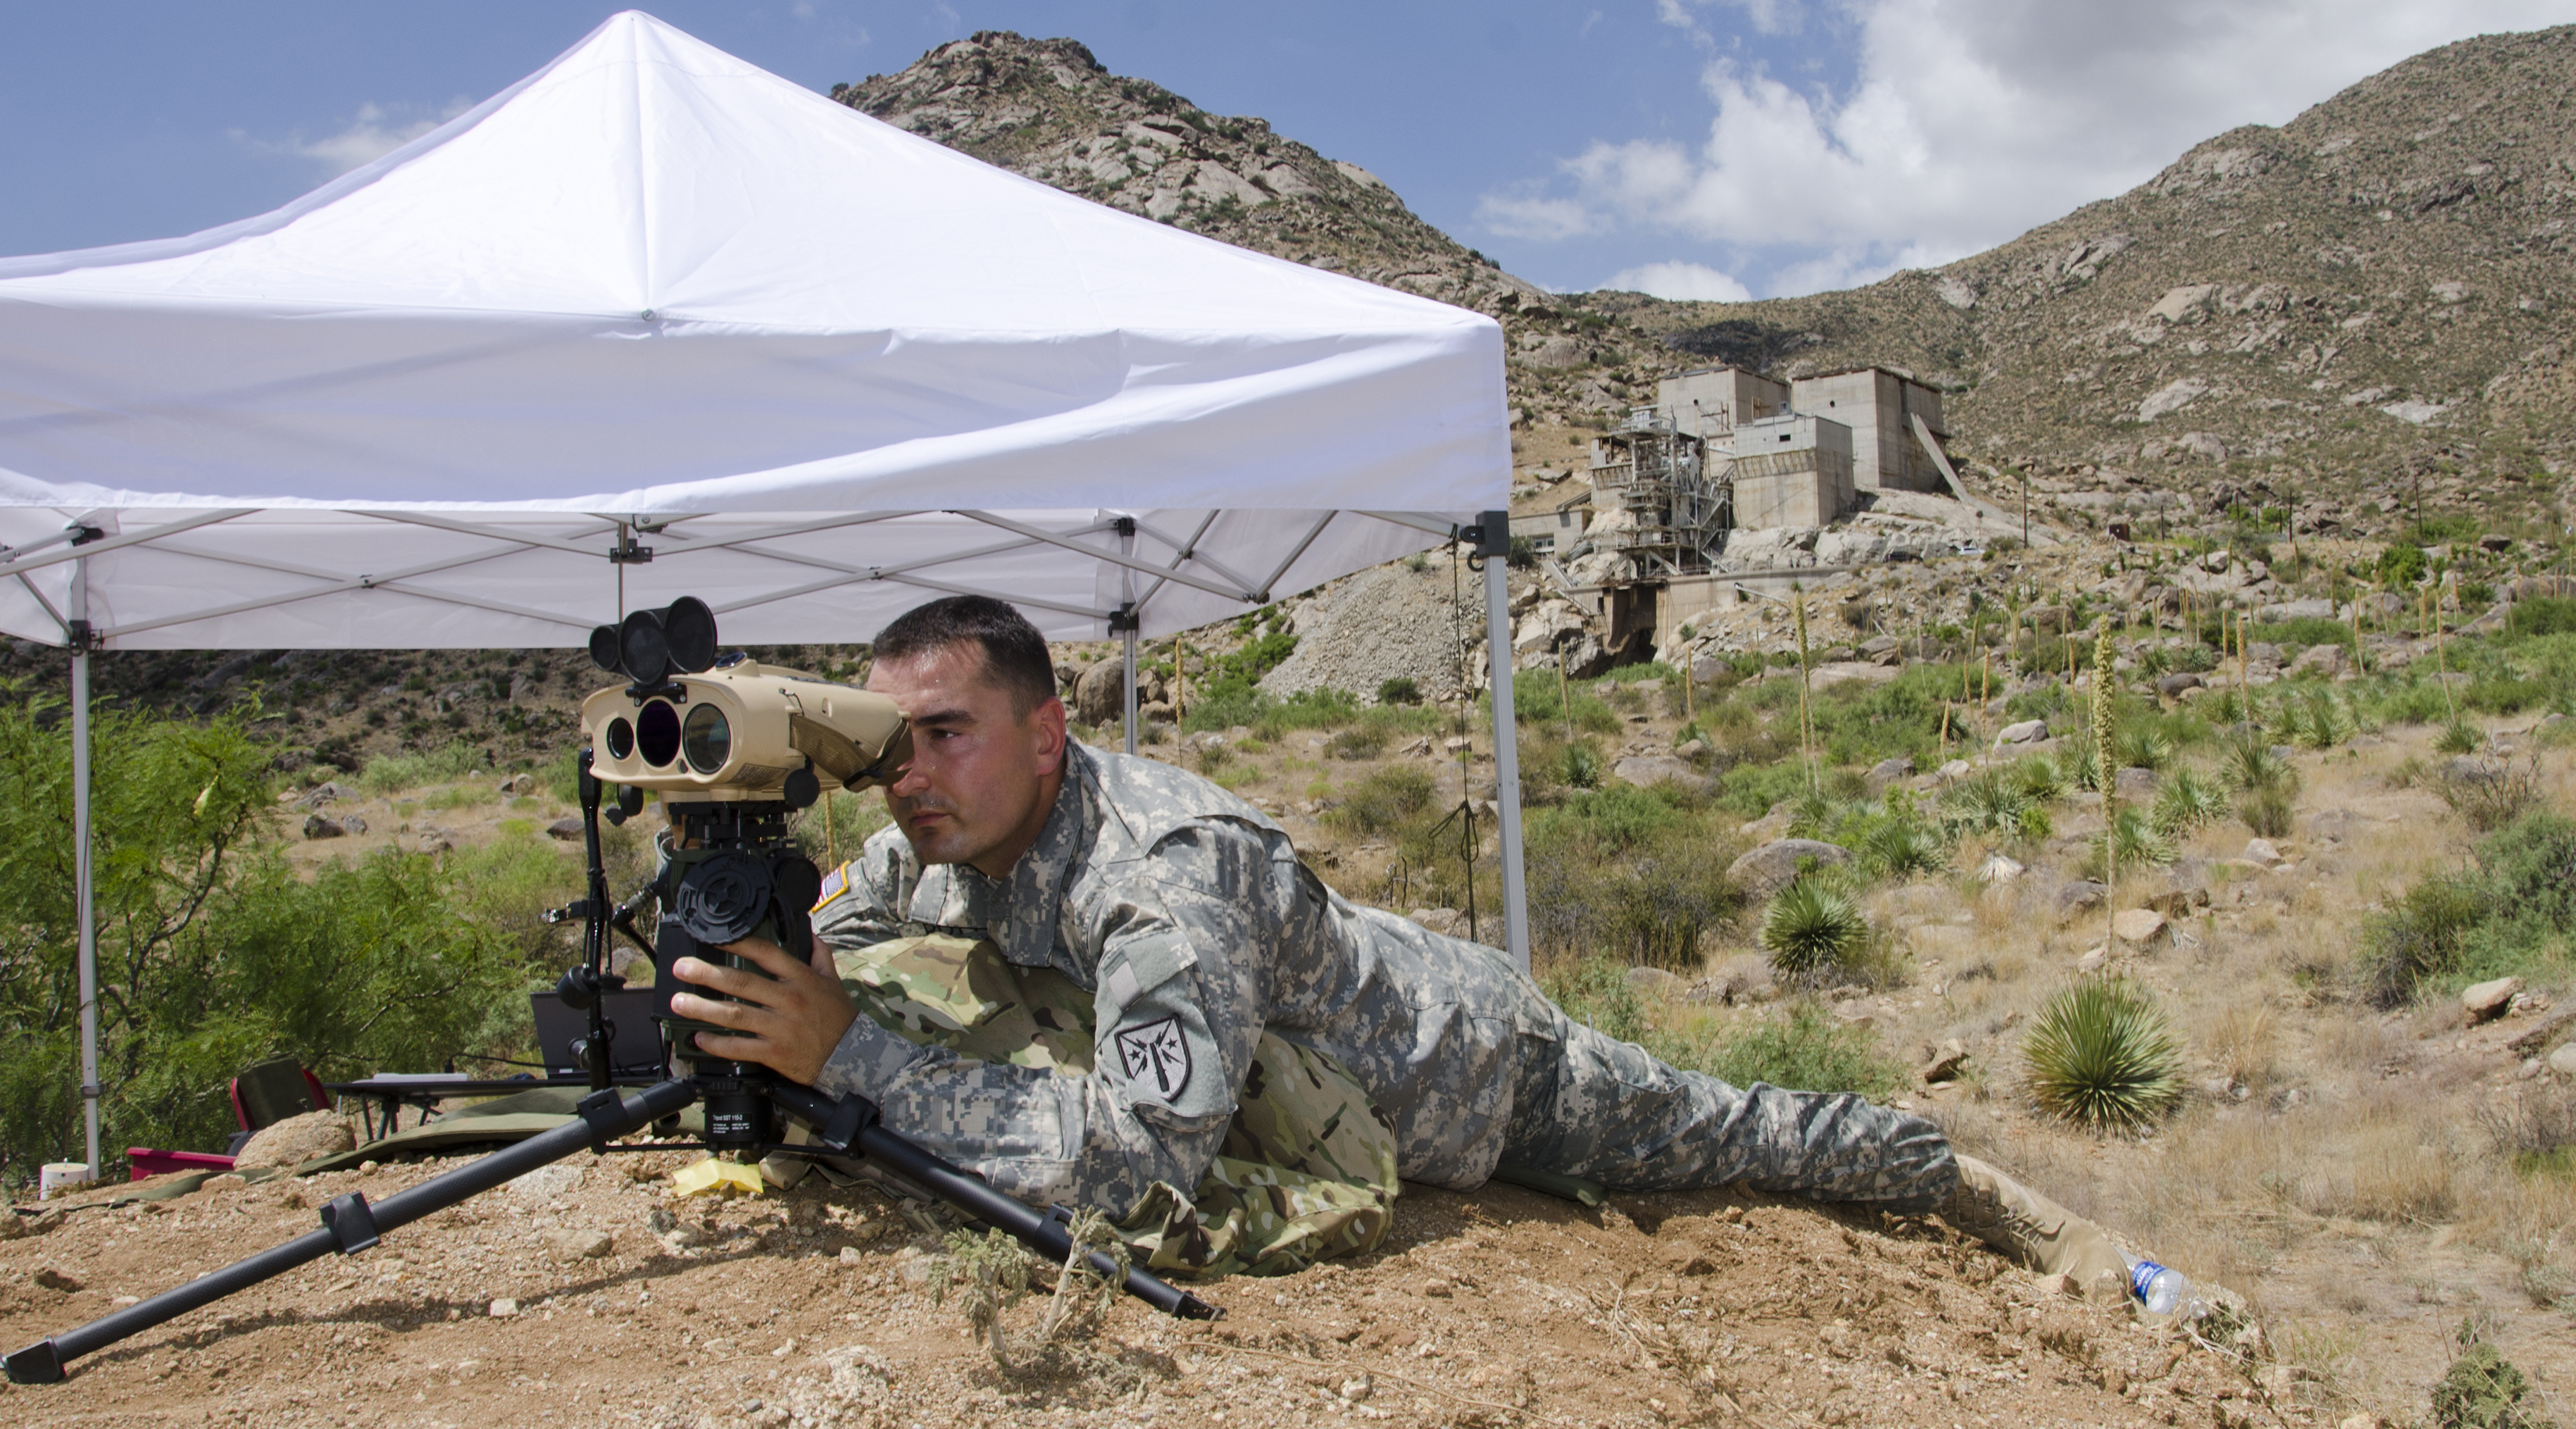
[811, 742, 1530, 1218]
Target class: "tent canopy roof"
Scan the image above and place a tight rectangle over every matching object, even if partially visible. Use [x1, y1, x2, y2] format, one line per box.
[0, 11, 1503, 647]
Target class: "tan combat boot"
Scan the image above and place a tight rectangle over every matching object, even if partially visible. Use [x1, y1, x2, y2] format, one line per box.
[1939, 1154, 2129, 1303]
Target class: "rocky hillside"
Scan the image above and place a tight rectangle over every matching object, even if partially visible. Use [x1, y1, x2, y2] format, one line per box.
[1594, 26, 2576, 533]
[833, 37, 1541, 319]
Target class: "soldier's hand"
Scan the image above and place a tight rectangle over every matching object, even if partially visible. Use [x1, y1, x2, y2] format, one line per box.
[669, 936, 856, 1085]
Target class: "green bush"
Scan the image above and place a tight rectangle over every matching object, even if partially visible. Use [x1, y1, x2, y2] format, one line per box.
[2432, 1319, 2551, 1429]
[2365, 813, 2576, 1006]
[357, 741, 484, 796]
[2083, 806, 2177, 881]
[2437, 720, 2484, 755]
[1376, 676, 1421, 706]
[1696, 1001, 1904, 1099]
[1327, 765, 1435, 836]
[2151, 765, 2230, 837]
[2021, 978, 2184, 1132]
[1560, 742, 1602, 790]
[0, 694, 541, 1187]
[1761, 878, 1869, 985]
[2506, 596, 2576, 639]
[2377, 544, 2430, 586]
[2365, 875, 2489, 1008]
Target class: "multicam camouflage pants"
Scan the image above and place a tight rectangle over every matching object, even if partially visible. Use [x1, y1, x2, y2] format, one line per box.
[1501, 1002, 1960, 1213]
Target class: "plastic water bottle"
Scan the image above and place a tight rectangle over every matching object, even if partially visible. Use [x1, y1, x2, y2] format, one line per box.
[2124, 1252, 2194, 1316]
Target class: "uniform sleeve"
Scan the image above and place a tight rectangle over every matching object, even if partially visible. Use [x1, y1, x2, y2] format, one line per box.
[808, 820, 1275, 1218]
[808, 837, 910, 953]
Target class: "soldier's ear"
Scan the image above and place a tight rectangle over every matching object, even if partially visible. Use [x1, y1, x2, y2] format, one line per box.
[1030, 694, 1068, 773]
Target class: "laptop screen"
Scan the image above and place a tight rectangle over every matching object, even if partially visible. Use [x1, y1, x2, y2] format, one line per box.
[528, 989, 668, 1080]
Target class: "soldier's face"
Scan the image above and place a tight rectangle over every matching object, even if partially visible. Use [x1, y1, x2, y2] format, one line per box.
[865, 642, 1067, 878]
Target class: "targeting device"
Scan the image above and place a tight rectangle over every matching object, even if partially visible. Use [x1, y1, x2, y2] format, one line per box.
[580, 595, 912, 812]
[578, 597, 913, 1156]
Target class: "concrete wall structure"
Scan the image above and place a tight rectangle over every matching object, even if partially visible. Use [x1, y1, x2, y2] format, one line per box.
[1509, 500, 1589, 554]
[1727, 413, 1854, 528]
[1658, 367, 1789, 441]
[1786, 368, 1946, 493]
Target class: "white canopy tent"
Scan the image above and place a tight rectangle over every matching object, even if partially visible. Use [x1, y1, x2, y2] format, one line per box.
[0, 13, 1528, 1175]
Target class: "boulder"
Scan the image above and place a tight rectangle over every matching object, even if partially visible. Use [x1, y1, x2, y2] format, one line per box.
[1613, 755, 1711, 792]
[233, 1109, 355, 1171]
[2026, 605, 2072, 636]
[2057, 880, 2108, 917]
[1937, 759, 1972, 780]
[2551, 1044, 2576, 1078]
[1706, 954, 1777, 1005]
[341, 813, 369, 836]
[2157, 673, 2203, 698]
[2113, 767, 2161, 801]
[1865, 756, 1915, 790]
[294, 781, 354, 811]
[546, 817, 584, 841]
[301, 815, 346, 840]
[2464, 976, 2523, 1025]
[547, 1228, 615, 1262]
[1921, 1039, 1970, 1084]
[2290, 644, 2347, 678]
[497, 773, 536, 795]
[1625, 967, 1684, 998]
[1996, 718, 2049, 747]
[1725, 840, 1854, 901]
[2243, 837, 2284, 867]
[1074, 661, 1127, 726]
[2111, 908, 2168, 944]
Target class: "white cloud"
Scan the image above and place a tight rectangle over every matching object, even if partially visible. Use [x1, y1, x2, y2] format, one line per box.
[1475, 192, 1606, 242]
[288, 100, 470, 175]
[1492, 0, 2576, 295]
[1606, 260, 1755, 301]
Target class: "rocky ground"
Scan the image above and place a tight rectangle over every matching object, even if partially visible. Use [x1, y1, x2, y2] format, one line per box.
[3, 1146, 2234, 1429]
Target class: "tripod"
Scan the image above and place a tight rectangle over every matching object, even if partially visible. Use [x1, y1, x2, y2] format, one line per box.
[7, 756, 1220, 1387]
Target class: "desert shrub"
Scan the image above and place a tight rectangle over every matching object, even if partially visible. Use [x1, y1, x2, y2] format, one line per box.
[2506, 595, 2576, 639]
[2151, 765, 2230, 837]
[357, 740, 484, 796]
[2021, 978, 2185, 1132]
[1761, 878, 1868, 986]
[2439, 753, 2544, 833]
[2239, 783, 2296, 839]
[1376, 676, 1421, 706]
[1509, 675, 1622, 737]
[1697, 1001, 1904, 1098]
[1327, 765, 1435, 835]
[1716, 757, 1813, 819]
[1537, 952, 1649, 1044]
[1940, 770, 2050, 843]
[2431, 1319, 2551, 1429]
[1561, 742, 1602, 790]
[2370, 676, 2453, 726]
[2115, 723, 2175, 772]
[1546, 782, 1682, 855]
[1852, 796, 1949, 879]
[2437, 720, 2484, 755]
[2376, 543, 2428, 586]
[2364, 875, 2487, 1007]
[2082, 806, 2178, 880]
[2009, 753, 2066, 802]
[1324, 725, 1384, 761]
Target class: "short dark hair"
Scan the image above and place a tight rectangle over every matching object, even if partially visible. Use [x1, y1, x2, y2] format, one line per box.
[873, 595, 1057, 716]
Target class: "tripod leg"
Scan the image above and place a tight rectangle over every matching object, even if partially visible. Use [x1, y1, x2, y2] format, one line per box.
[764, 1080, 1220, 1321]
[5, 1078, 696, 1385]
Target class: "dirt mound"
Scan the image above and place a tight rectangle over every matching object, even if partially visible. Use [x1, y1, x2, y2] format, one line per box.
[1261, 557, 1483, 705]
[0, 1150, 2240, 1427]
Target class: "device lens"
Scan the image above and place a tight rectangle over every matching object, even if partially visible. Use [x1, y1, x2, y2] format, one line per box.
[682, 702, 732, 774]
[636, 700, 682, 767]
[605, 716, 634, 761]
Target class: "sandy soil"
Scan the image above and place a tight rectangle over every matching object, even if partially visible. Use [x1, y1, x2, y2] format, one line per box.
[0, 1149, 2243, 1429]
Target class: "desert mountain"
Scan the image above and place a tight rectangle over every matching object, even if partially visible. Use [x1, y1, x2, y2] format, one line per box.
[1596, 26, 2576, 530]
[846, 28, 2576, 543]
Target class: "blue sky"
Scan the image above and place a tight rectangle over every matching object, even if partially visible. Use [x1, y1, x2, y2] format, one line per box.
[6, 1, 2572, 299]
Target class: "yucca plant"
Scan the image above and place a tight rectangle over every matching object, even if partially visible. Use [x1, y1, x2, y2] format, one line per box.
[2009, 754, 2066, 803]
[2436, 720, 2483, 756]
[1761, 878, 1870, 985]
[1561, 742, 1603, 790]
[1784, 787, 1840, 840]
[2238, 782, 2296, 839]
[1941, 770, 2030, 838]
[1861, 818, 1949, 879]
[2084, 806, 2177, 880]
[2291, 686, 2356, 749]
[2022, 978, 2186, 1133]
[2220, 735, 2298, 795]
[2151, 764, 2230, 837]
[2115, 723, 2176, 773]
[2064, 738, 2103, 793]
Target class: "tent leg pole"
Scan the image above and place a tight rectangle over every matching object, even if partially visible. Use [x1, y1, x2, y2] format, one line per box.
[1479, 523, 1530, 975]
[1123, 626, 1139, 756]
[70, 556, 99, 1176]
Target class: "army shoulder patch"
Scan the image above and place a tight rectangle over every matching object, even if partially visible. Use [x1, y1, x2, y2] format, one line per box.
[813, 862, 848, 911]
[1113, 1014, 1193, 1101]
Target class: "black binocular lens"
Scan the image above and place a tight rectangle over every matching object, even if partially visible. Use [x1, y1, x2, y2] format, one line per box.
[636, 699, 682, 768]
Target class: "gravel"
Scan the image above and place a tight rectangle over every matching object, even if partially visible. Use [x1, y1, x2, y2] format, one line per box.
[1260, 557, 1483, 704]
